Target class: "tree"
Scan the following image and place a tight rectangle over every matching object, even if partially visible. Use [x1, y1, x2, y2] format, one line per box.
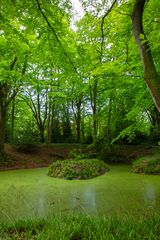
[132, 0, 160, 112]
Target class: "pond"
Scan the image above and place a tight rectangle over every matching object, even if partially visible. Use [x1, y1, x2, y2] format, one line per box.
[0, 165, 160, 222]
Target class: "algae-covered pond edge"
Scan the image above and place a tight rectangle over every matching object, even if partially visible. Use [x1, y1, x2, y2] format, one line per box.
[0, 165, 160, 223]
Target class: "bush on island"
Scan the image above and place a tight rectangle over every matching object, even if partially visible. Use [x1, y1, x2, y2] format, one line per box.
[48, 158, 110, 180]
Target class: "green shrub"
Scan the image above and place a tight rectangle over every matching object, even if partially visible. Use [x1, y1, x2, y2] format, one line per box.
[48, 159, 109, 180]
[132, 155, 160, 175]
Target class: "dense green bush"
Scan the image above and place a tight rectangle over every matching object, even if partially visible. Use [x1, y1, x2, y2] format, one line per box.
[48, 159, 109, 180]
[132, 155, 160, 174]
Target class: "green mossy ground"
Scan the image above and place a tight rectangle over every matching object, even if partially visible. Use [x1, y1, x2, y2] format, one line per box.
[132, 155, 160, 174]
[48, 159, 109, 180]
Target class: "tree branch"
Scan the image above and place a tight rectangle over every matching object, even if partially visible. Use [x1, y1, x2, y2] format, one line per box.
[10, 57, 17, 71]
[100, 0, 117, 63]
[113, 9, 131, 17]
[35, 0, 77, 74]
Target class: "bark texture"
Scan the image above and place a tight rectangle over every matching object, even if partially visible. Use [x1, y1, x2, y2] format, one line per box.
[132, 0, 160, 112]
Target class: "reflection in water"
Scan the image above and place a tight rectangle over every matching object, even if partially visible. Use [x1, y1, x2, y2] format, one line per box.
[35, 191, 46, 217]
[143, 182, 156, 206]
[70, 185, 96, 214]
[82, 185, 96, 211]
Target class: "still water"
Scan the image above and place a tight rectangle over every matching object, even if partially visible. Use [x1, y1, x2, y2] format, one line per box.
[0, 165, 160, 222]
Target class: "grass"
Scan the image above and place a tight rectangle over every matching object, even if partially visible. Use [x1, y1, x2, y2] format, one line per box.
[0, 214, 160, 239]
[132, 154, 160, 174]
[48, 158, 109, 180]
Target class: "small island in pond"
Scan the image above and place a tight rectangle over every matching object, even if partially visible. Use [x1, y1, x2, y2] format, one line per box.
[48, 158, 110, 180]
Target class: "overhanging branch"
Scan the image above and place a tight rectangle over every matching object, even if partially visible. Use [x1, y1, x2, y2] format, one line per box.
[35, 0, 77, 74]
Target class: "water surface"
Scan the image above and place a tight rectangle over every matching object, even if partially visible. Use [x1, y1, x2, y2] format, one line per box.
[0, 165, 160, 222]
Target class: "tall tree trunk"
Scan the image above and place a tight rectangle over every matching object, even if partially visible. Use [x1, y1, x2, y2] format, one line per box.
[39, 126, 45, 143]
[0, 57, 19, 159]
[0, 84, 8, 158]
[76, 99, 81, 143]
[11, 99, 15, 143]
[93, 80, 98, 140]
[90, 79, 98, 142]
[47, 97, 52, 145]
[0, 108, 7, 157]
[106, 95, 113, 149]
[132, 0, 160, 112]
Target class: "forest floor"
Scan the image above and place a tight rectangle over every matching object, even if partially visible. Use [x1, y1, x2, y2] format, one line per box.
[1, 144, 85, 170]
[0, 143, 160, 171]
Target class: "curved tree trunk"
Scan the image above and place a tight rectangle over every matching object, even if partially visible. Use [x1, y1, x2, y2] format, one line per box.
[132, 0, 160, 112]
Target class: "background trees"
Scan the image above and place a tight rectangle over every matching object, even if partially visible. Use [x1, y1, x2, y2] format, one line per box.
[0, 0, 160, 158]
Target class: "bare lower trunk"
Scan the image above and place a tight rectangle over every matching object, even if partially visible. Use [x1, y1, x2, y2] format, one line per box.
[39, 127, 45, 143]
[11, 99, 15, 143]
[90, 79, 98, 141]
[0, 108, 7, 158]
[106, 96, 113, 149]
[47, 97, 52, 145]
[132, 0, 160, 112]
[76, 102, 81, 143]
[76, 117, 81, 143]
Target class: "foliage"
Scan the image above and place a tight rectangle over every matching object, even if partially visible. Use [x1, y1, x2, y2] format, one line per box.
[1, 0, 160, 154]
[48, 158, 109, 180]
[1, 214, 160, 240]
[133, 155, 160, 175]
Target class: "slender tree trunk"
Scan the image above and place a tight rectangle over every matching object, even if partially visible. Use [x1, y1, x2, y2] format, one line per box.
[0, 108, 7, 157]
[76, 119, 81, 143]
[51, 103, 55, 143]
[76, 99, 81, 143]
[0, 84, 8, 158]
[81, 124, 85, 143]
[90, 79, 98, 142]
[106, 96, 113, 149]
[132, 0, 160, 112]
[47, 97, 52, 145]
[11, 99, 15, 143]
[93, 80, 98, 140]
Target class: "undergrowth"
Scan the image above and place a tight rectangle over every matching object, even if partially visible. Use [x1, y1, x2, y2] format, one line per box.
[0, 214, 160, 240]
[133, 155, 160, 174]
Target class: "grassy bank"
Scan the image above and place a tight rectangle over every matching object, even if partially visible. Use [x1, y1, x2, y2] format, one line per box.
[0, 214, 160, 240]
[133, 154, 160, 174]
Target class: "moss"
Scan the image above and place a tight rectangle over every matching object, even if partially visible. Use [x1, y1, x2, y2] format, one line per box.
[48, 159, 110, 180]
[132, 155, 160, 175]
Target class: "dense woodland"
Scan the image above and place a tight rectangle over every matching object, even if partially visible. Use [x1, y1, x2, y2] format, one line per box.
[0, 0, 160, 159]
